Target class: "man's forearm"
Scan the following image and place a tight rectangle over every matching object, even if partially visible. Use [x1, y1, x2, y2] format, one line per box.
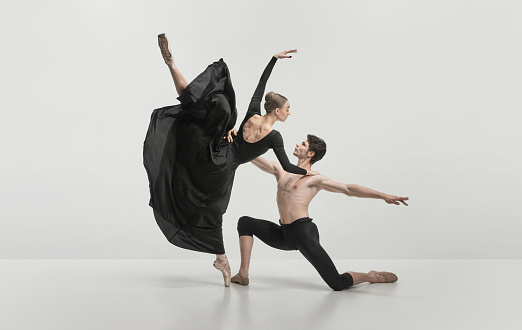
[345, 184, 387, 200]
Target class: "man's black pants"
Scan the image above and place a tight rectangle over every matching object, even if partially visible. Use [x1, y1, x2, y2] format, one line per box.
[237, 216, 353, 291]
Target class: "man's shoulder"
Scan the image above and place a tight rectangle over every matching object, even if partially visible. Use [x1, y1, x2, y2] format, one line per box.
[306, 173, 332, 186]
[314, 173, 332, 181]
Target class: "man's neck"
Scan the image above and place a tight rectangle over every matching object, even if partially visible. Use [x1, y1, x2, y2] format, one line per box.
[296, 158, 312, 172]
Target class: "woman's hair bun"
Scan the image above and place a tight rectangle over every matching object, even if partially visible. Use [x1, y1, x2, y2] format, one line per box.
[264, 91, 287, 112]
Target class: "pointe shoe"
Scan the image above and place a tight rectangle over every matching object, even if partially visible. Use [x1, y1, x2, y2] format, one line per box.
[213, 259, 231, 287]
[231, 274, 249, 286]
[158, 33, 174, 66]
[369, 270, 398, 283]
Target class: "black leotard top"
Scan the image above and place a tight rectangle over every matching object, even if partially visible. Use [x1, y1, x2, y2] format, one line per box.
[232, 57, 307, 175]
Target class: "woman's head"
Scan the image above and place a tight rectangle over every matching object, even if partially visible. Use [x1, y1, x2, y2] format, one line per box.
[264, 91, 290, 122]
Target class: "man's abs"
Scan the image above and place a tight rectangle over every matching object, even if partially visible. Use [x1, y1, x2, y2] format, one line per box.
[276, 174, 317, 224]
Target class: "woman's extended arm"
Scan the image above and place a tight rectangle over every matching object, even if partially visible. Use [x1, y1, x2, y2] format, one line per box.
[244, 49, 297, 119]
[245, 57, 277, 117]
[271, 133, 308, 175]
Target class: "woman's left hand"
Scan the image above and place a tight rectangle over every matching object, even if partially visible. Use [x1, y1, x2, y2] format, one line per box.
[306, 170, 320, 176]
[274, 49, 297, 59]
[224, 128, 237, 142]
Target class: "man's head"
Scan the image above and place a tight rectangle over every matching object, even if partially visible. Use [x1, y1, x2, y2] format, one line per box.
[293, 134, 327, 165]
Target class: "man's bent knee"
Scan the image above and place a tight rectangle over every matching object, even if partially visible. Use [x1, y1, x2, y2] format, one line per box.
[237, 216, 255, 237]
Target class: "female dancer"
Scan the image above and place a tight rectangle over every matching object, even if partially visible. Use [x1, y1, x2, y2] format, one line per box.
[143, 34, 317, 286]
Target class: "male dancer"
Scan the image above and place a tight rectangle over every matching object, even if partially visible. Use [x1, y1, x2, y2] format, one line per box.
[231, 134, 408, 290]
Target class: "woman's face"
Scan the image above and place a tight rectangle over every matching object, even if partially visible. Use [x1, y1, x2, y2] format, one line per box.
[276, 101, 291, 122]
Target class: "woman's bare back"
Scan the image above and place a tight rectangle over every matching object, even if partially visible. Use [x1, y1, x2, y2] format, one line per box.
[242, 115, 274, 143]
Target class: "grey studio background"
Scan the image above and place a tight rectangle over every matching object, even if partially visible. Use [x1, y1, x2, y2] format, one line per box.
[1, 0, 520, 260]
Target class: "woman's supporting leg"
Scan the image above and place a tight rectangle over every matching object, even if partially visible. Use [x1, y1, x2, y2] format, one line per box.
[158, 33, 188, 96]
[213, 253, 231, 287]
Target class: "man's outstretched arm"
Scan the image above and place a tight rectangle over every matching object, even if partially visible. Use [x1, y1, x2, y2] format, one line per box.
[250, 156, 281, 177]
[316, 176, 408, 206]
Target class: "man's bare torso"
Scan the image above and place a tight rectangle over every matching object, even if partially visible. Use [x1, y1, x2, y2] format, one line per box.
[276, 172, 322, 224]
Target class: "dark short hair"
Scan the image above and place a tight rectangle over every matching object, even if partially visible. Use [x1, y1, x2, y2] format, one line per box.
[307, 134, 327, 164]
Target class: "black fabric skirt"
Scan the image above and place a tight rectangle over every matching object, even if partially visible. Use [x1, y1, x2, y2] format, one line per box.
[143, 59, 238, 254]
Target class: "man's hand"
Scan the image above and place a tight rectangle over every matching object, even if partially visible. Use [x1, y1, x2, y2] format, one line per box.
[224, 128, 237, 142]
[274, 49, 297, 59]
[384, 195, 409, 206]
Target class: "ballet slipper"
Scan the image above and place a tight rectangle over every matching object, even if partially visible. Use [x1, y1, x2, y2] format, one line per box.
[369, 270, 398, 283]
[158, 33, 174, 66]
[231, 274, 249, 286]
[213, 259, 231, 287]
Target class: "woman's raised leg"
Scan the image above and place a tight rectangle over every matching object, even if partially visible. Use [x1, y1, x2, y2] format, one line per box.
[158, 33, 188, 96]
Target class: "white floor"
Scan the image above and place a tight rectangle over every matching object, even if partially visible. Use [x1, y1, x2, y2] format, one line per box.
[1, 259, 521, 330]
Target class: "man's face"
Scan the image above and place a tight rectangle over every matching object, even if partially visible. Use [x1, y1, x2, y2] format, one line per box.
[293, 139, 310, 159]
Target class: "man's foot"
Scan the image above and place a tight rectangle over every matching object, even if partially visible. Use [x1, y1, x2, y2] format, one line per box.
[213, 257, 231, 287]
[158, 33, 174, 66]
[368, 270, 398, 283]
[231, 273, 249, 286]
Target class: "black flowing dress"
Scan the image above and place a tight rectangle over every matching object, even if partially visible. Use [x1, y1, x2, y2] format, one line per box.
[144, 57, 306, 254]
